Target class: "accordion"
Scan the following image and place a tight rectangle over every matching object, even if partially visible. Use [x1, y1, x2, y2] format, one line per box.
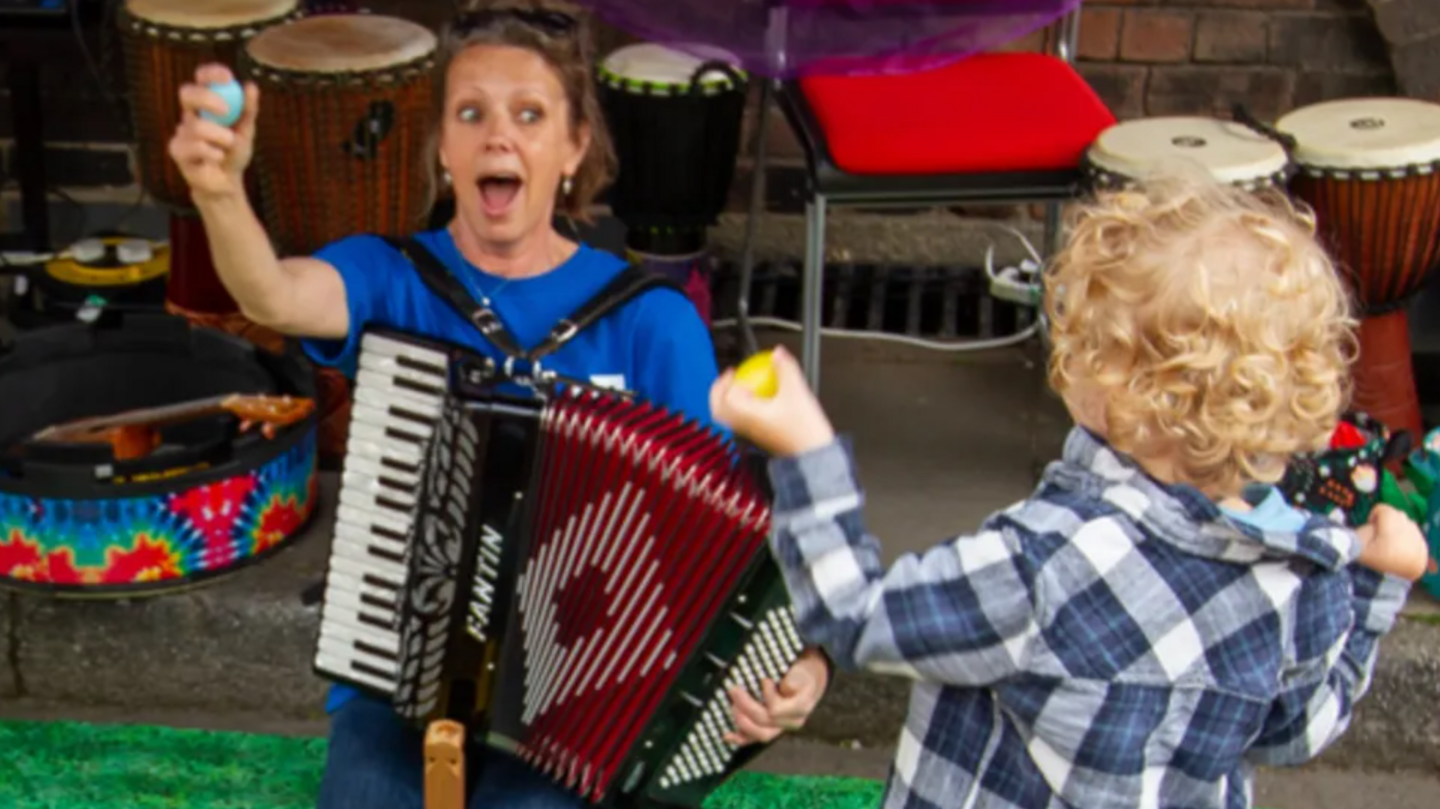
[313, 328, 805, 806]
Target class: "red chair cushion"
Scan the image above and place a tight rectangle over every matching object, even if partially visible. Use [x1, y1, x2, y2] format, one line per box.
[797, 53, 1116, 176]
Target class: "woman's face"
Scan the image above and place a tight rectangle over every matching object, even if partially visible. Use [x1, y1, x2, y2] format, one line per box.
[439, 43, 589, 250]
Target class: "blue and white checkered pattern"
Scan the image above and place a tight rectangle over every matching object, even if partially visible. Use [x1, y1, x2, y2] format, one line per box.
[767, 427, 1411, 809]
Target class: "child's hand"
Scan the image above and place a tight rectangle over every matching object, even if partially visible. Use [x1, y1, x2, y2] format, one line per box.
[724, 647, 830, 746]
[710, 346, 835, 457]
[1354, 504, 1431, 581]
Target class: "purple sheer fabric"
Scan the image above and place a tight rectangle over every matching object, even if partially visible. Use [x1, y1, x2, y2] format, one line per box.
[572, 0, 1082, 77]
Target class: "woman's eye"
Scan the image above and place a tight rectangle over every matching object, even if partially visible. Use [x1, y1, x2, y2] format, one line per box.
[458, 106, 479, 123]
[519, 108, 542, 124]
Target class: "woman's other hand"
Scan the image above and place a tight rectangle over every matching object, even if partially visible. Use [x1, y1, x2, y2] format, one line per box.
[724, 647, 831, 746]
[168, 63, 260, 201]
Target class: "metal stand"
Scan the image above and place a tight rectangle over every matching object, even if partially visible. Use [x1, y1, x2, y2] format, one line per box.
[734, 79, 774, 360]
[1, 57, 50, 252]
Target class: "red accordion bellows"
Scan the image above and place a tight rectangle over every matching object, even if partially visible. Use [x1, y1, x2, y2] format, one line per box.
[504, 391, 771, 800]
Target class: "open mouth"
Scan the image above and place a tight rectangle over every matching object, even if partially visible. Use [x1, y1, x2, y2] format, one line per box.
[478, 173, 523, 216]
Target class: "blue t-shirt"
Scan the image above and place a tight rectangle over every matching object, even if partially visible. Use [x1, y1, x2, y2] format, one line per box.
[302, 228, 721, 713]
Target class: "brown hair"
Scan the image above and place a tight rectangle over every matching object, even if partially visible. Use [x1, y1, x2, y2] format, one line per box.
[423, 4, 616, 223]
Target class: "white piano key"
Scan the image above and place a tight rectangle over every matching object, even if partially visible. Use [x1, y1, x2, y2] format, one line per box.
[349, 397, 439, 437]
[327, 555, 405, 593]
[333, 520, 408, 555]
[342, 450, 423, 491]
[338, 481, 415, 521]
[318, 588, 399, 645]
[358, 332, 450, 370]
[345, 431, 428, 470]
[342, 469, 420, 510]
[356, 363, 447, 403]
[328, 538, 408, 585]
[352, 380, 445, 415]
[318, 628, 400, 672]
[336, 502, 411, 541]
[315, 648, 398, 695]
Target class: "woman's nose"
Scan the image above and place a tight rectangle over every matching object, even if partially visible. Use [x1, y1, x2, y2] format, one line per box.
[481, 120, 517, 150]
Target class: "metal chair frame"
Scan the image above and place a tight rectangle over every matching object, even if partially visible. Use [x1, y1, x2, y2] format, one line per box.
[734, 5, 1085, 388]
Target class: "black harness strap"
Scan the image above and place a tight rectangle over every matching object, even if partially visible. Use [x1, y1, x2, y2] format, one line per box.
[381, 235, 684, 369]
[300, 236, 689, 608]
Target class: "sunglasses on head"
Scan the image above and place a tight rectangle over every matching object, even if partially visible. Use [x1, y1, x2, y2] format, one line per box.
[453, 7, 579, 38]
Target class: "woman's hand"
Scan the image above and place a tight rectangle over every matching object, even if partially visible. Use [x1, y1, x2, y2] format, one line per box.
[724, 647, 830, 746]
[1355, 504, 1431, 582]
[168, 63, 260, 201]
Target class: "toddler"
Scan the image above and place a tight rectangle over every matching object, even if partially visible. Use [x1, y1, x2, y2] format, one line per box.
[711, 168, 1427, 808]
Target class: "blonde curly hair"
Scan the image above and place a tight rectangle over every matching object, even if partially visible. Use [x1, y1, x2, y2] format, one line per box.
[1044, 164, 1358, 497]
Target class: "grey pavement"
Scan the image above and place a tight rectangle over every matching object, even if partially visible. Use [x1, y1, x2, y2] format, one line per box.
[2, 328, 1438, 796]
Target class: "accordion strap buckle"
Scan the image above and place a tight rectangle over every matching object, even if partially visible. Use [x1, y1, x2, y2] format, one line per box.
[503, 354, 554, 386]
[550, 319, 579, 345]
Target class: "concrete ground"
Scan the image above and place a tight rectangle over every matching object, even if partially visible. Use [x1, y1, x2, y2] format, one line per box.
[2, 202, 1438, 805]
[3, 327, 1438, 809]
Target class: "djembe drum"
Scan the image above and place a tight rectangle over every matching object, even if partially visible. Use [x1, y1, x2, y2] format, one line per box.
[1083, 116, 1291, 193]
[242, 13, 437, 256]
[117, 0, 299, 352]
[598, 43, 748, 326]
[1277, 97, 1440, 442]
[241, 13, 437, 463]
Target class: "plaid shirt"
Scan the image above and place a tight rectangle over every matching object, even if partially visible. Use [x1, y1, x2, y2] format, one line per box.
[767, 427, 1411, 809]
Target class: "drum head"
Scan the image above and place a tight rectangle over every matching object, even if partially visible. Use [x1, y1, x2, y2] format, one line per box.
[245, 15, 437, 73]
[1087, 116, 1290, 186]
[124, 0, 299, 28]
[1277, 97, 1440, 170]
[600, 43, 745, 94]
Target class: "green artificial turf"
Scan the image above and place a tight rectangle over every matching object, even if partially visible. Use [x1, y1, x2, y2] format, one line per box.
[0, 719, 886, 809]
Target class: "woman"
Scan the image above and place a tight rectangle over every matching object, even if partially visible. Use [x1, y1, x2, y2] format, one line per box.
[167, 6, 829, 808]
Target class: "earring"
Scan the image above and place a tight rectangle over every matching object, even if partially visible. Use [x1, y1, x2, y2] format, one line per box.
[561, 175, 574, 197]
[442, 169, 452, 186]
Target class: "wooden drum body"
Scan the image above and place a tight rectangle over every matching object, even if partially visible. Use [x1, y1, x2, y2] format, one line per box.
[118, 0, 298, 343]
[1278, 98, 1440, 440]
[241, 14, 437, 464]
[1083, 116, 1291, 193]
[243, 14, 438, 257]
[118, 0, 301, 211]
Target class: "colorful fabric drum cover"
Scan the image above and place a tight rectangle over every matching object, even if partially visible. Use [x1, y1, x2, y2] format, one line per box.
[0, 314, 319, 597]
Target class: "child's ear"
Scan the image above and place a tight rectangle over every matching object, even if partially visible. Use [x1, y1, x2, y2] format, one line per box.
[1062, 383, 1108, 437]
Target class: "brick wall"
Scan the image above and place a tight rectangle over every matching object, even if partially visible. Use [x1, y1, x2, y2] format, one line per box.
[0, 1, 1431, 214]
[1071, 0, 1396, 123]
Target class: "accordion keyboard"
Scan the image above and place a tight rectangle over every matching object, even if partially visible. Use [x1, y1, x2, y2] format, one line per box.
[657, 605, 805, 791]
[314, 332, 452, 696]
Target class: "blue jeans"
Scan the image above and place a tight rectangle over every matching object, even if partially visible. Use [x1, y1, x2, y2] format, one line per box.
[317, 693, 590, 809]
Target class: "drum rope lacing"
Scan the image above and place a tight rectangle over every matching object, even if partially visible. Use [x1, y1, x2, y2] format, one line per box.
[1082, 104, 1299, 194]
[598, 59, 747, 98]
